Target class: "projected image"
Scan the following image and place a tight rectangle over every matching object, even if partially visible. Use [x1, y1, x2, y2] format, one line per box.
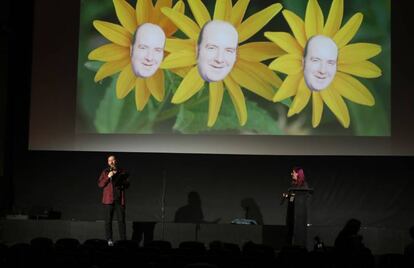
[265, 0, 385, 129]
[77, 0, 390, 135]
[161, 1, 283, 128]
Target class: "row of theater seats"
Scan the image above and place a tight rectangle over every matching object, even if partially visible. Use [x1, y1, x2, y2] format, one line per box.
[0, 237, 409, 268]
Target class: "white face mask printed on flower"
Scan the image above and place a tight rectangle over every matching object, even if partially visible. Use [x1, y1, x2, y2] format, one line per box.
[197, 20, 238, 82]
[303, 35, 338, 91]
[131, 23, 166, 78]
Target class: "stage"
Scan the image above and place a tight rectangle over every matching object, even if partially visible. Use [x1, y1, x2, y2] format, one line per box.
[0, 220, 409, 254]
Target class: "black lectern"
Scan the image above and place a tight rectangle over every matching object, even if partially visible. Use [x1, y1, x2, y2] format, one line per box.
[283, 187, 314, 247]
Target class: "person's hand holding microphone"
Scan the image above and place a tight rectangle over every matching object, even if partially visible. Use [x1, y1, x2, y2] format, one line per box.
[108, 167, 117, 181]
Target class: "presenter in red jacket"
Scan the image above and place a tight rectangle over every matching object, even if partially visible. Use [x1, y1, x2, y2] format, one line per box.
[98, 155, 130, 246]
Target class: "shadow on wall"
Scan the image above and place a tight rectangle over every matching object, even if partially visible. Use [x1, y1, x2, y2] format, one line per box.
[240, 198, 264, 225]
[174, 191, 221, 224]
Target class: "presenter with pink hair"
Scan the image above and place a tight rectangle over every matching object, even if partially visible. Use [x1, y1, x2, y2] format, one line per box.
[282, 167, 312, 247]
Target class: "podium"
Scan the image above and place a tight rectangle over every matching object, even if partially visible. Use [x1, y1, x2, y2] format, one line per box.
[284, 187, 314, 247]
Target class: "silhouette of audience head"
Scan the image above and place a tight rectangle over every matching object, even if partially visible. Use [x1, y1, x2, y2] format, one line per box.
[335, 218, 375, 267]
[343, 218, 361, 235]
[404, 225, 414, 266]
[187, 191, 202, 207]
[335, 218, 364, 253]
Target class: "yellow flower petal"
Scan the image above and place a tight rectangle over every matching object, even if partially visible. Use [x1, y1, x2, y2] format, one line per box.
[339, 43, 382, 64]
[237, 3, 282, 43]
[320, 87, 350, 128]
[268, 54, 303, 75]
[273, 73, 302, 102]
[93, 20, 132, 47]
[170, 67, 192, 78]
[94, 58, 130, 82]
[113, 0, 137, 34]
[152, 0, 172, 24]
[224, 76, 247, 126]
[165, 38, 195, 53]
[188, 0, 211, 28]
[214, 0, 232, 21]
[230, 0, 249, 27]
[159, 1, 185, 37]
[145, 69, 165, 102]
[116, 63, 136, 99]
[88, 44, 130, 62]
[161, 50, 196, 69]
[305, 0, 324, 39]
[282, 10, 307, 48]
[312, 92, 323, 128]
[338, 61, 382, 78]
[135, 78, 150, 111]
[161, 7, 200, 40]
[333, 72, 375, 106]
[264, 32, 303, 55]
[230, 65, 274, 101]
[238, 42, 285, 62]
[171, 67, 205, 103]
[237, 59, 282, 88]
[287, 78, 311, 117]
[208, 81, 224, 127]
[333, 13, 363, 48]
[136, 0, 153, 25]
[323, 0, 343, 37]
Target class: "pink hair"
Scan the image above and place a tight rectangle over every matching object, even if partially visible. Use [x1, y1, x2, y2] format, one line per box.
[293, 167, 306, 186]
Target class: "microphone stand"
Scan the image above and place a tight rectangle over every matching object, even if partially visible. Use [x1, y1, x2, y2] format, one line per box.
[195, 223, 200, 241]
[161, 170, 166, 240]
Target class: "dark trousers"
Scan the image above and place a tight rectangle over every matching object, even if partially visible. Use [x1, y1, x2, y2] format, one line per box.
[104, 201, 126, 240]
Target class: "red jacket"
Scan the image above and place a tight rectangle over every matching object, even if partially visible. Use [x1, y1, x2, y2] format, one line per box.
[98, 168, 129, 206]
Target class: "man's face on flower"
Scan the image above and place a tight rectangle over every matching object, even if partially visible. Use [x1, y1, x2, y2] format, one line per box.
[131, 23, 166, 78]
[197, 20, 238, 82]
[303, 35, 338, 91]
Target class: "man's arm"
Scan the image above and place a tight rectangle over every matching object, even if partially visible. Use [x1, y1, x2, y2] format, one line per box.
[98, 170, 110, 188]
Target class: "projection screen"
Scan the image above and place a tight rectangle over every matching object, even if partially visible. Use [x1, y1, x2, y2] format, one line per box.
[29, 0, 413, 155]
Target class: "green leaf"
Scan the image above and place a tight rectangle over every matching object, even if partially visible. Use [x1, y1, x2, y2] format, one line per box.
[173, 89, 282, 134]
[95, 85, 163, 134]
[281, 97, 292, 107]
[243, 101, 283, 134]
[84, 61, 102, 72]
[348, 80, 390, 136]
[115, 93, 155, 134]
[94, 76, 125, 133]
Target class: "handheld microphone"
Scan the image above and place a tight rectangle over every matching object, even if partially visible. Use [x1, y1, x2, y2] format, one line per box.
[280, 193, 288, 205]
[109, 165, 118, 172]
[108, 166, 117, 181]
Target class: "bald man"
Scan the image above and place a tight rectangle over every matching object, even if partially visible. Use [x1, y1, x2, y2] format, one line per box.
[131, 23, 166, 78]
[303, 35, 338, 91]
[197, 20, 238, 82]
[98, 155, 130, 246]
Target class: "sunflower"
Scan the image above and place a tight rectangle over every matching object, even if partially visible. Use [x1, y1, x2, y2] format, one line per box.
[160, 0, 285, 127]
[265, 0, 382, 128]
[88, 0, 185, 111]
